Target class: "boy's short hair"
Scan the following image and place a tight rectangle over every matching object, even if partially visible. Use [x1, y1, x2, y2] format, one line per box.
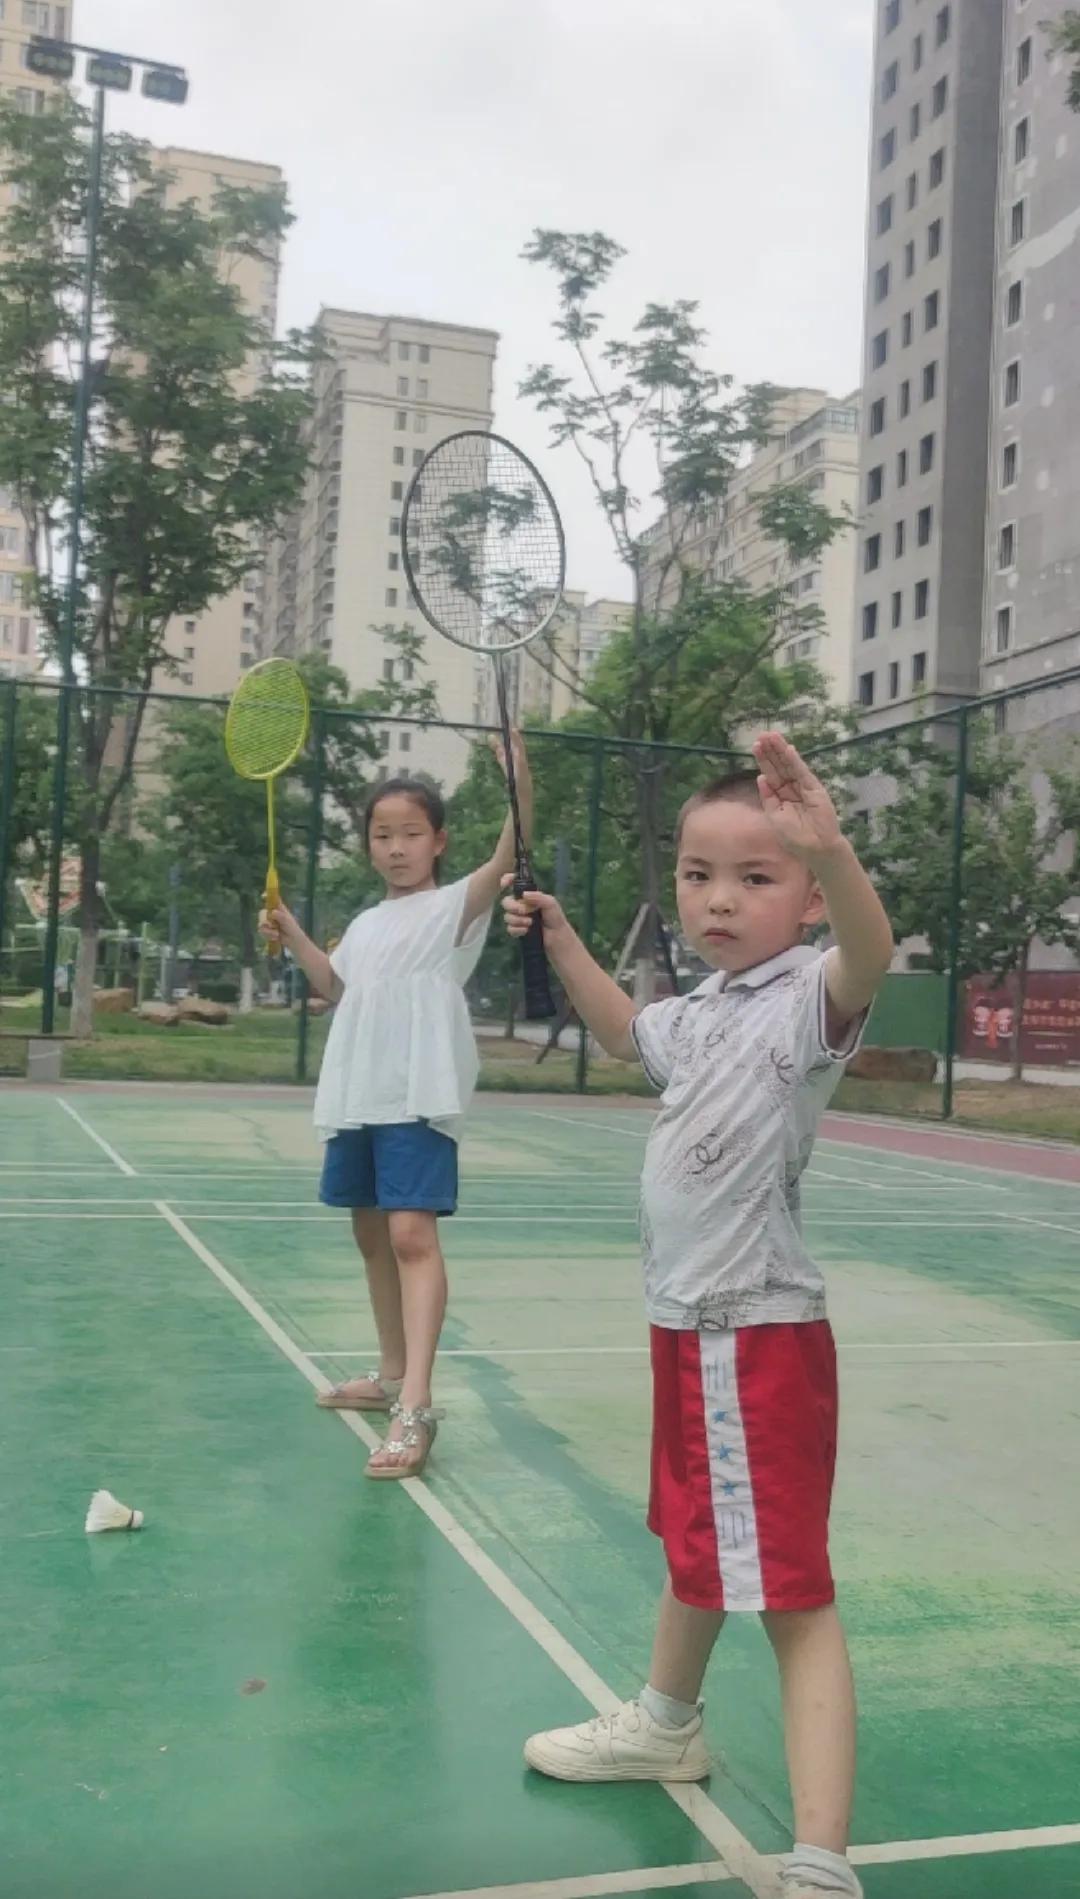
[674, 771, 763, 854]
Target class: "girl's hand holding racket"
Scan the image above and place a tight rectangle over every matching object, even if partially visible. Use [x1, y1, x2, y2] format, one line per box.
[260, 902, 297, 945]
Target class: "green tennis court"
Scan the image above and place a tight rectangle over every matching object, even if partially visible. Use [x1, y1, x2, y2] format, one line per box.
[2, 1084, 1079, 1899]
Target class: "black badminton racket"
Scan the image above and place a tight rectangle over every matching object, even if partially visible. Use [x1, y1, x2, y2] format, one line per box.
[401, 430, 565, 1019]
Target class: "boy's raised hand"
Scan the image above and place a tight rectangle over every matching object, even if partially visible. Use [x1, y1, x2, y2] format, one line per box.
[753, 732, 844, 863]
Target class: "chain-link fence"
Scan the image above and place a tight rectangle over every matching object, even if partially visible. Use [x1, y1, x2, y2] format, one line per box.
[2, 670, 1079, 1125]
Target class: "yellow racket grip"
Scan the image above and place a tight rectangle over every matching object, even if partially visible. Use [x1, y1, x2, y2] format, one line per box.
[264, 866, 282, 952]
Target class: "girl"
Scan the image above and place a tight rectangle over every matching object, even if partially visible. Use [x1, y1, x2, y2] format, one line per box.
[263, 736, 532, 1480]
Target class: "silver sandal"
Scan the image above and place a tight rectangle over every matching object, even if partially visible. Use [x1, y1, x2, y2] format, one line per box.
[316, 1371, 403, 1412]
[365, 1402, 444, 1481]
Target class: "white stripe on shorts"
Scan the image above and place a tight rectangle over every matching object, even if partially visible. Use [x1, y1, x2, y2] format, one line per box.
[699, 1331, 765, 1612]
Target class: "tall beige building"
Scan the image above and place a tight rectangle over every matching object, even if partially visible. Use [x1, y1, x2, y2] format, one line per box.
[473, 591, 631, 729]
[0, 0, 74, 681]
[639, 388, 861, 705]
[263, 307, 498, 789]
[149, 148, 283, 701]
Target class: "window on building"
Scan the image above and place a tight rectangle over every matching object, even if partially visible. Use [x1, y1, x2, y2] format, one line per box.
[391, 480, 403, 500]
[1007, 281, 1023, 326]
[17, 618, 30, 654]
[923, 359, 938, 401]
[904, 239, 916, 278]
[929, 147, 945, 188]
[379, 730, 390, 755]
[872, 329, 890, 370]
[883, 59, 900, 99]
[414, 414, 427, 435]
[865, 533, 882, 572]
[1004, 360, 1021, 406]
[0, 619, 10, 651]
[895, 519, 906, 558]
[932, 76, 948, 118]
[181, 669, 195, 684]
[996, 605, 1013, 653]
[889, 660, 901, 697]
[912, 32, 923, 71]
[1015, 117, 1030, 164]
[919, 432, 935, 473]
[935, 4, 950, 45]
[385, 587, 398, 607]
[418, 345, 431, 364]
[928, 217, 943, 259]
[900, 378, 912, 417]
[399, 731, 411, 754]
[1003, 440, 1018, 487]
[868, 464, 885, 504]
[874, 263, 891, 303]
[23, 1, 50, 26]
[394, 410, 407, 430]
[398, 342, 411, 360]
[393, 447, 405, 466]
[397, 376, 409, 396]
[389, 517, 401, 536]
[898, 448, 909, 486]
[877, 195, 894, 235]
[885, 0, 900, 31]
[994, 700, 1008, 735]
[413, 449, 424, 467]
[383, 658, 395, 682]
[859, 670, 876, 707]
[388, 551, 399, 571]
[925, 290, 940, 330]
[907, 170, 919, 210]
[913, 652, 927, 687]
[863, 602, 879, 641]
[14, 86, 46, 113]
[1011, 199, 1026, 245]
[880, 128, 897, 170]
[917, 503, 933, 545]
[999, 522, 1016, 568]
[870, 397, 887, 436]
[910, 102, 921, 142]
[915, 578, 930, 618]
[902, 310, 914, 346]
[1017, 37, 1032, 83]
[417, 379, 429, 398]
[891, 594, 903, 632]
[183, 645, 194, 662]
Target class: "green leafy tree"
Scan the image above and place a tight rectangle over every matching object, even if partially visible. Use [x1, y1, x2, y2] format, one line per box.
[0, 95, 318, 1032]
[0, 683, 55, 876]
[862, 720, 1080, 1079]
[519, 230, 852, 991]
[1045, 9, 1080, 110]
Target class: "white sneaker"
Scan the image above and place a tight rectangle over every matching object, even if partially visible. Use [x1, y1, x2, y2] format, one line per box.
[523, 1698, 710, 1782]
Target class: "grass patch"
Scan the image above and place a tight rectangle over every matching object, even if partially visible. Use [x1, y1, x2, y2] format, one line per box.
[834, 1075, 1080, 1144]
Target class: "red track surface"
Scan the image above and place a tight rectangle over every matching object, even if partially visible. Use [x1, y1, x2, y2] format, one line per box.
[823, 1111, 1080, 1184]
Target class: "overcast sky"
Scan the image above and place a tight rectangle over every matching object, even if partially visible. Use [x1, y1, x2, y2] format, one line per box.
[82, 0, 873, 598]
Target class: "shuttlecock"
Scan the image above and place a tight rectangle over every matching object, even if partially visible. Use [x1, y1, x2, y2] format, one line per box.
[85, 1489, 144, 1534]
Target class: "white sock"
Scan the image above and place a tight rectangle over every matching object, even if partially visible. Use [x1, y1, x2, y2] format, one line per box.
[639, 1684, 699, 1729]
[783, 1844, 860, 1894]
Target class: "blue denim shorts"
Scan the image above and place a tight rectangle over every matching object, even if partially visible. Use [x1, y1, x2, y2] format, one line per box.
[318, 1122, 458, 1215]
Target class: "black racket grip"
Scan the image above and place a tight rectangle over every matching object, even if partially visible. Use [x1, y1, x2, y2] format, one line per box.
[516, 880, 557, 1020]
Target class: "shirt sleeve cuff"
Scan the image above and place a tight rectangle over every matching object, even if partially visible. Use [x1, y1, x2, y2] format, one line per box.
[630, 1013, 668, 1091]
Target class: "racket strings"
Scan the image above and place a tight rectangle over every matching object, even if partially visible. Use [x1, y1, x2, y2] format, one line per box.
[224, 659, 310, 781]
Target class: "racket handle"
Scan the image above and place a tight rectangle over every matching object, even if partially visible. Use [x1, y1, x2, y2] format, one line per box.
[264, 868, 282, 953]
[515, 877, 557, 1020]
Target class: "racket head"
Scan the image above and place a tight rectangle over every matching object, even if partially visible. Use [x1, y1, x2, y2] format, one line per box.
[224, 658, 310, 782]
[401, 431, 566, 655]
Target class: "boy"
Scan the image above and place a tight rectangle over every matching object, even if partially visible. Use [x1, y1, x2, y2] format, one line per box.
[503, 733, 893, 1899]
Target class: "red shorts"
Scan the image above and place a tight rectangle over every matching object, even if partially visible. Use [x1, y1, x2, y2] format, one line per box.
[648, 1322, 838, 1614]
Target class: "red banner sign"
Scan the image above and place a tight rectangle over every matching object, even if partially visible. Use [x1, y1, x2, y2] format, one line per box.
[962, 972, 1080, 1067]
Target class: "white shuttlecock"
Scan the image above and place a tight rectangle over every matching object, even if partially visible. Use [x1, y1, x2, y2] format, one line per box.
[85, 1489, 144, 1534]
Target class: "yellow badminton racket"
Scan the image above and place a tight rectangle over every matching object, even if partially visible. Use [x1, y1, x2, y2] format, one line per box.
[224, 658, 310, 949]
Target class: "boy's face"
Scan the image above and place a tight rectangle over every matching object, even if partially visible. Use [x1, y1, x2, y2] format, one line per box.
[675, 798, 826, 975]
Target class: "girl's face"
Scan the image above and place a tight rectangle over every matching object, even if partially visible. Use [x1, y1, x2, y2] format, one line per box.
[367, 793, 446, 895]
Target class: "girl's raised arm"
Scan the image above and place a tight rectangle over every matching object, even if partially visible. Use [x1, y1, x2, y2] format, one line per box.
[462, 731, 534, 933]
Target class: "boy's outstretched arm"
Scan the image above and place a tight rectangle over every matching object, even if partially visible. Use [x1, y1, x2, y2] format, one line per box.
[503, 886, 639, 1060]
[754, 732, 894, 1030]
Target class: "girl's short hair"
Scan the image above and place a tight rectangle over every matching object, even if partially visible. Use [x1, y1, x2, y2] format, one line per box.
[363, 776, 447, 878]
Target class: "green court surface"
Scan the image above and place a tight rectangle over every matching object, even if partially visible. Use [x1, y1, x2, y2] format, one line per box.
[2, 1085, 1079, 1899]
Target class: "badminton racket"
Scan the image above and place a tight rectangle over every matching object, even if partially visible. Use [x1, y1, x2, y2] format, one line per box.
[401, 431, 565, 1019]
[224, 657, 310, 950]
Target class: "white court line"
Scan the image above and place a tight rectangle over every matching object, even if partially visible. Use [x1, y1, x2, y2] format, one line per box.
[310, 1340, 1080, 1361]
[183, 1213, 641, 1226]
[821, 1137, 1080, 1192]
[153, 1199, 771, 1897]
[1002, 1212, 1080, 1242]
[851, 1820, 1080, 1867]
[165, 1201, 639, 1214]
[0, 1212, 160, 1221]
[523, 1111, 651, 1140]
[56, 1098, 137, 1176]
[404, 1864, 732, 1899]
[0, 1197, 153, 1206]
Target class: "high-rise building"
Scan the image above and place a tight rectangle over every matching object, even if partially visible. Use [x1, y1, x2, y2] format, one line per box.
[0, 0, 75, 680]
[853, 0, 1006, 730]
[472, 591, 632, 730]
[149, 148, 284, 702]
[982, 1, 1080, 735]
[639, 388, 861, 707]
[263, 308, 498, 789]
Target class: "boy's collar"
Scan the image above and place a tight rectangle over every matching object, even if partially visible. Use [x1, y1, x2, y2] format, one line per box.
[693, 944, 819, 997]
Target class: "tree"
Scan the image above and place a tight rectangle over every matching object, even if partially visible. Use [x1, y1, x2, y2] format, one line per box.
[862, 719, 1080, 1080]
[0, 95, 317, 1032]
[1045, 10, 1080, 111]
[0, 683, 55, 877]
[519, 229, 852, 993]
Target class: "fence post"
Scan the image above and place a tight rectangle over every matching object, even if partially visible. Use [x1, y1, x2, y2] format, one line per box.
[575, 736, 604, 1094]
[0, 680, 16, 977]
[941, 706, 969, 1121]
[296, 709, 326, 1085]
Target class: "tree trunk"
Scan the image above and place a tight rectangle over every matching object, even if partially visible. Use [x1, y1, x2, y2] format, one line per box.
[1011, 945, 1030, 1083]
[504, 982, 517, 1042]
[238, 894, 257, 1016]
[71, 836, 102, 1038]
